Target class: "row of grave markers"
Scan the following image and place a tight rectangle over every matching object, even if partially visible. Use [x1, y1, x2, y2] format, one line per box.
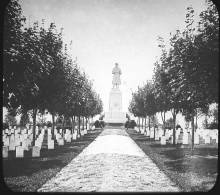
[134, 127, 218, 146]
[2, 124, 96, 158]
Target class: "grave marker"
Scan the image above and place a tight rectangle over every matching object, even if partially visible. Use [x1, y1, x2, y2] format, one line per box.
[2, 146, 8, 158]
[72, 132, 77, 140]
[150, 130, 154, 139]
[182, 133, 189, 144]
[48, 140, 54, 149]
[9, 141, 16, 151]
[205, 135, 211, 144]
[58, 138, 64, 146]
[16, 146, 24, 158]
[160, 136, 166, 145]
[32, 146, 40, 157]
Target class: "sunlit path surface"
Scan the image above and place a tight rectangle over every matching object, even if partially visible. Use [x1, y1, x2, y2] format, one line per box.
[38, 128, 180, 192]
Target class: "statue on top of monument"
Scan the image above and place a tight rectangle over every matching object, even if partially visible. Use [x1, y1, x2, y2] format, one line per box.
[112, 63, 121, 89]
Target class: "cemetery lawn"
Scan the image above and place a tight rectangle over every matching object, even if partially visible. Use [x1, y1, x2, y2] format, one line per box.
[2, 128, 103, 192]
[126, 128, 218, 192]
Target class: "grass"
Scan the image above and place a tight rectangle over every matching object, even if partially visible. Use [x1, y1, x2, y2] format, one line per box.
[126, 128, 218, 192]
[2, 128, 103, 192]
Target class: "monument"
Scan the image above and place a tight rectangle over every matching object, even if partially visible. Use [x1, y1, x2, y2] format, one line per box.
[104, 63, 126, 124]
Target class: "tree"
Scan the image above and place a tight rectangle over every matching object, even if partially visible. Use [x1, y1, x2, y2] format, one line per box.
[3, 0, 103, 144]
[3, 0, 26, 108]
[154, 2, 218, 148]
[5, 113, 17, 127]
[20, 111, 30, 126]
[129, 87, 145, 130]
[153, 57, 170, 135]
[142, 81, 157, 134]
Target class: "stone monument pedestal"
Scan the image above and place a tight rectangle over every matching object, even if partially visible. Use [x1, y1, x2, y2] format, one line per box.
[104, 88, 126, 124]
[105, 111, 126, 124]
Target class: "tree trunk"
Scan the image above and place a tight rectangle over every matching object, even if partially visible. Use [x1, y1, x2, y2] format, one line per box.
[153, 115, 155, 139]
[88, 117, 90, 129]
[205, 114, 208, 128]
[32, 109, 37, 146]
[144, 117, 147, 133]
[161, 111, 166, 135]
[86, 117, 88, 129]
[71, 116, 74, 134]
[52, 113, 55, 139]
[148, 116, 150, 132]
[62, 115, 65, 136]
[142, 117, 144, 129]
[138, 117, 140, 131]
[191, 115, 195, 150]
[73, 115, 76, 132]
[195, 109, 198, 131]
[78, 116, 81, 136]
[82, 116, 84, 130]
[172, 109, 176, 145]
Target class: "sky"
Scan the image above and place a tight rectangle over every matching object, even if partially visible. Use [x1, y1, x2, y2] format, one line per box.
[18, 0, 207, 115]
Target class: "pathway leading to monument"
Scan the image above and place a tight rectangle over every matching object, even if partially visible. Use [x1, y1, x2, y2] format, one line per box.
[38, 128, 180, 192]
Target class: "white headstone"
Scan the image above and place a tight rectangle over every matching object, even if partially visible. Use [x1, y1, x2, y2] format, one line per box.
[204, 135, 211, 144]
[22, 140, 29, 150]
[48, 128, 52, 135]
[161, 136, 166, 145]
[155, 130, 160, 141]
[32, 146, 40, 157]
[56, 133, 61, 141]
[16, 146, 24, 158]
[165, 131, 170, 140]
[9, 141, 16, 151]
[15, 137, 21, 146]
[48, 140, 54, 149]
[150, 130, 154, 139]
[194, 133, 199, 145]
[72, 132, 77, 140]
[64, 133, 68, 140]
[66, 135, 71, 143]
[5, 137, 10, 146]
[140, 128, 144, 134]
[36, 126, 39, 135]
[159, 129, 163, 139]
[2, 146, 8, 158]
[58, 138, 64, 146]
[35, 140, 42, 149]
[182, 133, 189, 144]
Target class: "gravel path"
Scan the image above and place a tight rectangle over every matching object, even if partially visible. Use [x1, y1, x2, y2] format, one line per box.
[38, 128, 180, 192]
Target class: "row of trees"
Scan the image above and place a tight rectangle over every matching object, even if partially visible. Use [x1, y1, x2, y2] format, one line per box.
[129, 0, 218, 149]
[3, 0, 103, 144]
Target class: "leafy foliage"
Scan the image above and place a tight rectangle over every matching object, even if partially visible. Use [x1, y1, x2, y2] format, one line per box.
[129, 1, 218, 147]
[3, 0, 103, 141]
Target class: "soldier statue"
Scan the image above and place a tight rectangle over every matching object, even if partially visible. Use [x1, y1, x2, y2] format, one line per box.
[112, 63, 121, 89]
